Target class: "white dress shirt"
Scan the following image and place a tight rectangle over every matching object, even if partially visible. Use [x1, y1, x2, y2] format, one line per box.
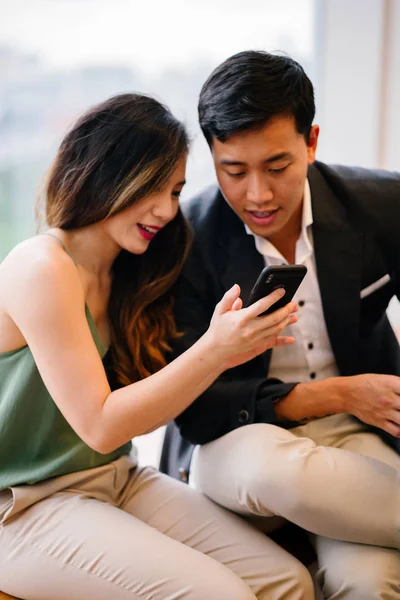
[245, 180, 340, 383]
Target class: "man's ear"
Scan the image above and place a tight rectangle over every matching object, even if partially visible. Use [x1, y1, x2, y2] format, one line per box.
[307, 125, 320, 164]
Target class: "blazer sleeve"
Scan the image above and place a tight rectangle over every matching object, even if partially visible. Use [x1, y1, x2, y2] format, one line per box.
[171, 244, 299, 446]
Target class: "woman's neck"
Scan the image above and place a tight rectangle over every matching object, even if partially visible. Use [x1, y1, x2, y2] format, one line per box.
[47, 224, 120, 279]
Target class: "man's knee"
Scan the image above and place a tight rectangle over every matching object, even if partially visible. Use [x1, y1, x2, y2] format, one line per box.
[319, 546, 400, 599]
[235, 424, 316, 516]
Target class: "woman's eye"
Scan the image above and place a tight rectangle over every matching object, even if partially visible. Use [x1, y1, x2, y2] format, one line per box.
[172, 191, 181, 198]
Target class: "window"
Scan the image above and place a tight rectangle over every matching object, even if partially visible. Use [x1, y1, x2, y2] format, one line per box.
[0, 0, 316, 259]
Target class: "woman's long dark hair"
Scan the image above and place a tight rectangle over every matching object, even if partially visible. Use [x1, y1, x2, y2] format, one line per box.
[39, 93, 191, 385]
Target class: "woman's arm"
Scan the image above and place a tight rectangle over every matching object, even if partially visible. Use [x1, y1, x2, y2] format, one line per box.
[2, 238, 296, 453]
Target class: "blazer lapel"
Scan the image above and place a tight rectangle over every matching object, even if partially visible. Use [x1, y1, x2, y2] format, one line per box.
[309, 166, 363, 376]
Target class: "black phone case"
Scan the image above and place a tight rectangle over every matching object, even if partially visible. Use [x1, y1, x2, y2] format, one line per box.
[246, 265, 307, 316]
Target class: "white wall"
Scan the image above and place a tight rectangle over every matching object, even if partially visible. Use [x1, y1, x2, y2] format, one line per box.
[384, 0, 400, 171]
[315, 0, 385, 168]
[315, 0, 400, 330]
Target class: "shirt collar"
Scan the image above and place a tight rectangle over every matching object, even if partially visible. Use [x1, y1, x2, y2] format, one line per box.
[302, 178, 313, 230]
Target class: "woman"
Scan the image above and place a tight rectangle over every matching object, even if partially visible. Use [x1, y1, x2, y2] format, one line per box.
[0, 94, 310, 600]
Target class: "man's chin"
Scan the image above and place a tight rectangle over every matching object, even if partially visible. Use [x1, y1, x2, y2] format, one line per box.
[245, 220, 279, 240]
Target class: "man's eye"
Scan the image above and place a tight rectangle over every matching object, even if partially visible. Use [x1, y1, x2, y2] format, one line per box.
[227, 172, 245, 178]
[269, 166, 288, 174]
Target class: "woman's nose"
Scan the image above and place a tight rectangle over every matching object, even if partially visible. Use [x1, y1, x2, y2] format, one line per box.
[152, 194, 178, 222]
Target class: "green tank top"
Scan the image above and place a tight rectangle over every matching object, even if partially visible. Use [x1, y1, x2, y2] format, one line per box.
[0, 234, 131, 489]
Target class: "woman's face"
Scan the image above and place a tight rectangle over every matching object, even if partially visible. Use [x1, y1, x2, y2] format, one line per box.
[105, 155, 187, 254]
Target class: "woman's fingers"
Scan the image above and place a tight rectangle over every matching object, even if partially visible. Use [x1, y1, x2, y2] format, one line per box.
[232, 297, 243, 311]
[258, 301, 298, 326]
[245, 294, 298, 325]
[253, 313, 296, 342]
[274, 335, 296, 346]
[247, 303, 297, 338]
[251, 334, 296, 358]
[243, 287, 287, 318]
[215, 284, 241, 315]
[231, 302, 297, 354]
[261, 310, 297, 331]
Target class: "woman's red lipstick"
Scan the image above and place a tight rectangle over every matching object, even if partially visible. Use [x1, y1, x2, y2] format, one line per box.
[138, 224, 162, 241]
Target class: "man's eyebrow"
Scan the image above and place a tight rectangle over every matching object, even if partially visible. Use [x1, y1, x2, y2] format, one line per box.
[219, 160, 246, 166]
[264, 152, 292, 163]
[219, 153, 292, 167]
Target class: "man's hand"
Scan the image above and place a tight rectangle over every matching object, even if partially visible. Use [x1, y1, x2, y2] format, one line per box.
[275, 373, 400, 438]
[343, 374, 400, 437]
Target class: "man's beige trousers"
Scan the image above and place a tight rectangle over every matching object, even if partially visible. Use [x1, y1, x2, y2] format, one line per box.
[191, 414, 400, 600]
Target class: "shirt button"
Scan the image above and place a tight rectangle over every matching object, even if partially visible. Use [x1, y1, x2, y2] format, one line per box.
[178, 468, 189, 483]
[308, 342, 314, 350]
[238, 409, 250, 424]
[299, 300, 305, 307]
[310, 372, 316, 379]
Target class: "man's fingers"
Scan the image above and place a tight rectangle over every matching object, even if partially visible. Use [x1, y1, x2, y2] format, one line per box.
[383, 420, 400, 438]
[387, 409, 400, 426]
[390, 375, 400, 395]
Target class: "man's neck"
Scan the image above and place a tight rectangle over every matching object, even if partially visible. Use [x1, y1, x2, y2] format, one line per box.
[267, 205, 303, 264]
[267, 235, 297, 265]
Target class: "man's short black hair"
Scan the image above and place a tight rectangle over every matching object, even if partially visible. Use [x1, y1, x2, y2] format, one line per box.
[199, 50, 315, 146]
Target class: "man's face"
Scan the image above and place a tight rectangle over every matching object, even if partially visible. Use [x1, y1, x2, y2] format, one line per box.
[211, 116, 319, 241]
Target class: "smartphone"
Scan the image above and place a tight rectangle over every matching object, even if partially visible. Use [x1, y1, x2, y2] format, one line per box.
[246, 265, 307, 316]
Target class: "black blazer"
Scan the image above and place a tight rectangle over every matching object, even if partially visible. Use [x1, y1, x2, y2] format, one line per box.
[160, 161, 400, 480]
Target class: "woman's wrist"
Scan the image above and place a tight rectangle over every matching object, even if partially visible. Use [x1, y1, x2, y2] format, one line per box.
[196, 330, 228, 374]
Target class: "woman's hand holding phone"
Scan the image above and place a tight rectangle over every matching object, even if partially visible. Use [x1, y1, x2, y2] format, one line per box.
[205, 284, 298, 370]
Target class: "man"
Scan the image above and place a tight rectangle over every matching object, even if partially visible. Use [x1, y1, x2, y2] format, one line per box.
[161, 51, 400, 598]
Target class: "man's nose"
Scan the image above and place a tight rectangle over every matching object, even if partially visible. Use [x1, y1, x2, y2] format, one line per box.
[246, 174, 273, 204]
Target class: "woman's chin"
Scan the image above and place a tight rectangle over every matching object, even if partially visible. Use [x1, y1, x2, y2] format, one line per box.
[122, 241, 149, 255]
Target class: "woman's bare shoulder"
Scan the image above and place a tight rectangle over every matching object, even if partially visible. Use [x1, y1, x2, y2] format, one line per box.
[0, 235, 82, 309]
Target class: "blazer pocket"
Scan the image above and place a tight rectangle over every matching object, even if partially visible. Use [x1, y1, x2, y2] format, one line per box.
[360, 274, 391, 299]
